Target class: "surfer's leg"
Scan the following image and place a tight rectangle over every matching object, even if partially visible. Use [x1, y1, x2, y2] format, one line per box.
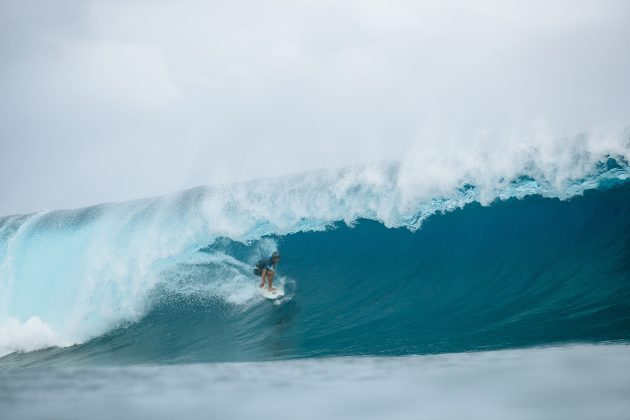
[268, 271, 277, 291]
[259, 270, 267, 288]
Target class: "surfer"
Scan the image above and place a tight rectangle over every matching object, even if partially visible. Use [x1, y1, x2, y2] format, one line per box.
[258, 251, 281, 292]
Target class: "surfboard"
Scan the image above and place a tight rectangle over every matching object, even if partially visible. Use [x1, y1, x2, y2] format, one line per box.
[259, 286, 285, 300]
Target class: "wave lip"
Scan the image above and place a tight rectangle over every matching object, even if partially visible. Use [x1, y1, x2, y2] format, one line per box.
[0, 317, 66, 357]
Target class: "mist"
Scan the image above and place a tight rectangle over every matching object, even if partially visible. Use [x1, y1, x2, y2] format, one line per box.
[1, 0, 629, 216]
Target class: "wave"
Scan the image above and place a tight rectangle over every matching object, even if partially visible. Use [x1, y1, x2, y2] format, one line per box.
[0, 133, 629, 364]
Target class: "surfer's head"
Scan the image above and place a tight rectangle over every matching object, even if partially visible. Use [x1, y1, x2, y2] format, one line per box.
[272, 251, 281, 262]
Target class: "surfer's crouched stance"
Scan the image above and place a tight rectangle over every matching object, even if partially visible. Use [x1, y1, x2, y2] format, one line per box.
[255, 251, 280, 292]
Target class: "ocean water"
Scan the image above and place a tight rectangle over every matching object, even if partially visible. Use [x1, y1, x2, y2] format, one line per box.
[1, 139, 629, 418]
[1, 344, 629, 420]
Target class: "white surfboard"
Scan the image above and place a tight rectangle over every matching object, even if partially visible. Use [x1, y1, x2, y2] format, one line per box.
[259, 286, 285, 300]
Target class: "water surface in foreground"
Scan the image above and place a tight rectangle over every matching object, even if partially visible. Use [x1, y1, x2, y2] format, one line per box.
[2, 344, 629, 420]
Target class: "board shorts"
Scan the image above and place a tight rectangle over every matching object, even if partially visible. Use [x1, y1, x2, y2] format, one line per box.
[254, 258, 275, 276]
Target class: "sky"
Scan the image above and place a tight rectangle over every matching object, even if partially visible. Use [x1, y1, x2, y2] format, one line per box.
[1, 0, 629, 216]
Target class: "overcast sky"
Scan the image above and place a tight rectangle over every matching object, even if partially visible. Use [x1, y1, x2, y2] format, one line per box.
[1, 0, 629, 216]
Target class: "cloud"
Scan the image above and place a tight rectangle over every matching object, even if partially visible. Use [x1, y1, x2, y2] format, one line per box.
[56, 40, 180, 109]
[0, 0, 629, 215]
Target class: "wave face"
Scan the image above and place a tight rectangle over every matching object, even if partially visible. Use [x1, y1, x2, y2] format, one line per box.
[0, 147, 629, 366]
